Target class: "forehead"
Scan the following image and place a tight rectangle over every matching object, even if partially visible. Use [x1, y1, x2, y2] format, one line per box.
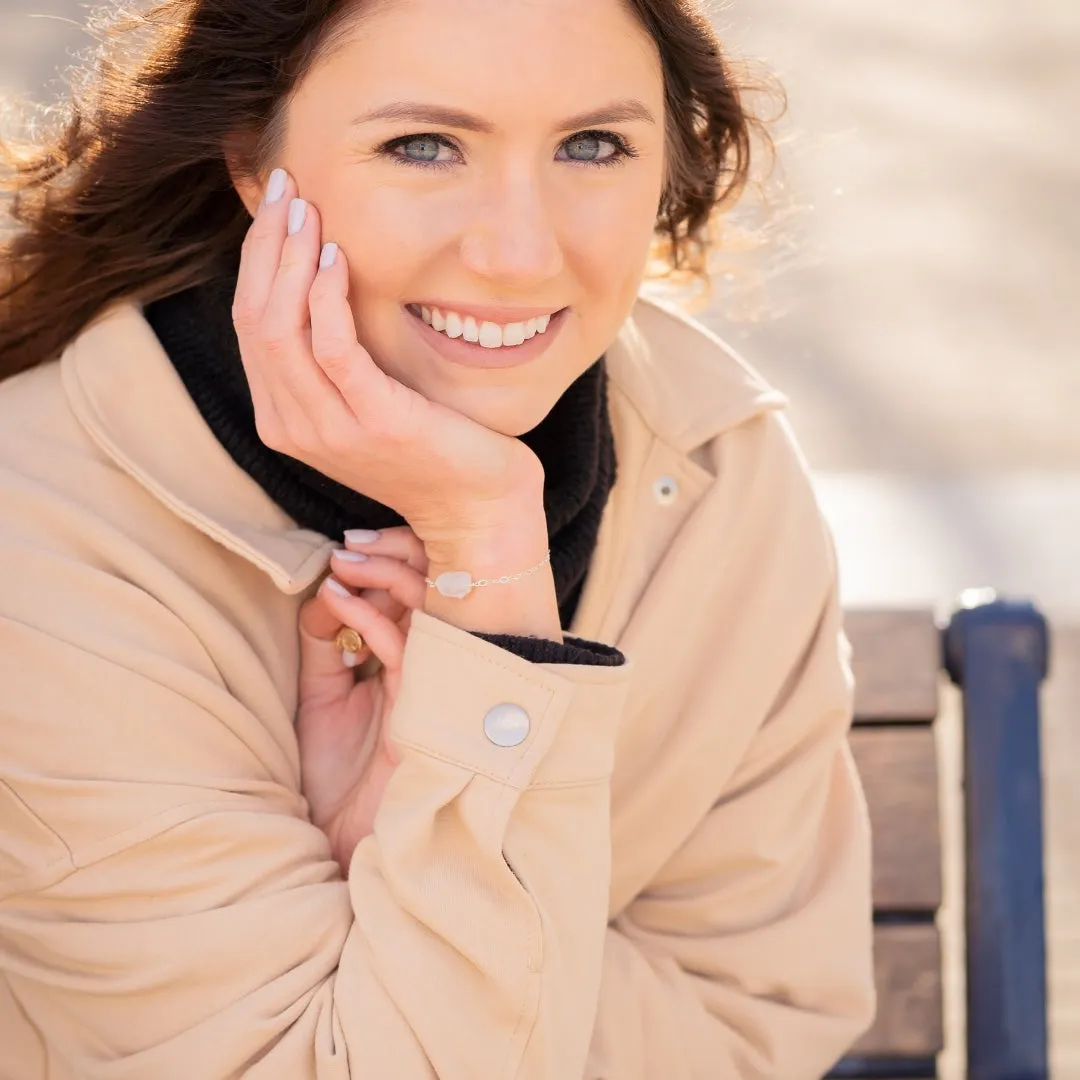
[300, 0, 663, 119]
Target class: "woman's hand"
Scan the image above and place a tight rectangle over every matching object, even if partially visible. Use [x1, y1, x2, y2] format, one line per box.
[296, 527, 428, 875]
[231, 168, 543, 549]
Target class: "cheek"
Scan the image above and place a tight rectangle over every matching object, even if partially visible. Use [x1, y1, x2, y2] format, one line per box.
[560, 182, 659, 307]
[284, 153, 462, 299]
[323, 186, 436, 297]
[291, 158, 658, 322]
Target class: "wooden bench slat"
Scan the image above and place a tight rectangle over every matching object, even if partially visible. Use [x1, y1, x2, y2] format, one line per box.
[850, 727, 942, 910]
[844, 610, 941, 722]
[850, 924, 943, 1057]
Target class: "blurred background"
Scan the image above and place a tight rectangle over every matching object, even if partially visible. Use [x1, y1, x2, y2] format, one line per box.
[2, 0, 1077, 1074]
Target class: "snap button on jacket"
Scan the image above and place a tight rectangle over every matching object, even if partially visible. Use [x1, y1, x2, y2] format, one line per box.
[0, 294, 875, 1079]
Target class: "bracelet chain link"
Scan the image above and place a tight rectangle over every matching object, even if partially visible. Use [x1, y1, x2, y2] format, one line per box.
[424, 549, 552, 596]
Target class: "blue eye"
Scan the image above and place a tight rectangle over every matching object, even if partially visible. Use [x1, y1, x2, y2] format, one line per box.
[380, 133, 460, 170]
[556, 130, 635, 168]
[562, 135, 612, 163]
[376, 128, 636, 170]
[399, 137, 443, 163]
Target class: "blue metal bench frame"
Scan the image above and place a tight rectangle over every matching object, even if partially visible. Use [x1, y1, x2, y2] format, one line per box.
[832, 594, 1051, 1080]
[946, 594, 1051, 1080]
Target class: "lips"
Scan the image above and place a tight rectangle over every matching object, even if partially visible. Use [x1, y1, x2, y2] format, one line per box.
[406, 303, 561, 350]
[403, 303, 568, 369]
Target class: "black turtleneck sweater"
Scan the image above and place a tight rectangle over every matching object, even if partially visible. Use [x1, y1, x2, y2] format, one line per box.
[145, 275, 625, 667]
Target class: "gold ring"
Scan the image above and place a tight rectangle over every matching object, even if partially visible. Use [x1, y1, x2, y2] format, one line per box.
[334, 627, 365, 654]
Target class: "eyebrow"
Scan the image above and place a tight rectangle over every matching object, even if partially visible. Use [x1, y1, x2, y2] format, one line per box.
[350, 98, 657, 134]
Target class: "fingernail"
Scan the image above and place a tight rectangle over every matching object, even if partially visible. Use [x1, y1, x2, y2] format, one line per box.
[342, 650, 359, 668]
[333, 548, 368, 562]
[323, 576, 350, 597]
[265, 168, 287, 204]
[287, 198, 307, 235]
[319, 242, 338, 270]
[345, 529, 380, 544]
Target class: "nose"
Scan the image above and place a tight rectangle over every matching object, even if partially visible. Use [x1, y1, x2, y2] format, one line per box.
[459, 170, 564, 287]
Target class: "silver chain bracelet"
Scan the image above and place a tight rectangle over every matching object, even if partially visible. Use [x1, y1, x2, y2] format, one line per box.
[425, 549, 552, 599]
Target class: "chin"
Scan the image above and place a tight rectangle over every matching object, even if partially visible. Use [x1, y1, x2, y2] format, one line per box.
[421, 380, 555, 439]
[458, 401, 547, 439]
[364, 346, 551, 438]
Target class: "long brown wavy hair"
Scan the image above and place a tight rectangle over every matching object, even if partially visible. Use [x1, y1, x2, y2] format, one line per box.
[0, 0, 784, 382]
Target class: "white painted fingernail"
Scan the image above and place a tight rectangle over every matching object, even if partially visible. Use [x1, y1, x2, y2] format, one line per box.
[333, 548, 368, 562]
[345, 529, 380, 544]
[287, 198, 307, 235]
[324, 576, 350, 597]
[342, 650, 359, 668]
[265, 168, 287, 204]
[319, 242, 338, 270]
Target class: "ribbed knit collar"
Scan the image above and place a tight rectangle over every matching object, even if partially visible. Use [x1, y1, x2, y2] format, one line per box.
[144, 273, 617, 628]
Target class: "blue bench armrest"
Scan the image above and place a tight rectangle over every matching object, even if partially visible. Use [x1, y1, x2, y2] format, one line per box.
[944, 592, 1051, 1080]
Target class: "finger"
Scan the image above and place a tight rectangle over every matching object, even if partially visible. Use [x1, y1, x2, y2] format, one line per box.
[300, 593, 404, 677]
[307, 242, 393, 414]
[354, 585, 407, 630]
[330, 550, 426, 612]
[343, 526, 429, 575]
[233, 169, 301, 436]
[300, 578, 405, 677]
[316, 576, 407, 674]
[262, 195, 323, 344]
[244, 196, 353, 446]
[298, 592, 358, 709]
[232, 167, 298, 333]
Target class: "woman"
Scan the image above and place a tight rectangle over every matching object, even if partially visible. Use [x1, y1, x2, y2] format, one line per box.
[0, 0, 875, 1076]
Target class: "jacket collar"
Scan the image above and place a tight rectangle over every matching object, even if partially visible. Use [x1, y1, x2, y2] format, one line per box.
[61, 297, 786, 593]
[609, 292, 787, 454]
[61, 303, 335, 594]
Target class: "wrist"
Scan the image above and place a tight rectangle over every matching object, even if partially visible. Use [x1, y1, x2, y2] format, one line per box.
[418, 467, 548, 568]
[420, 508, 563, 642]
[423, 514, 547, 577]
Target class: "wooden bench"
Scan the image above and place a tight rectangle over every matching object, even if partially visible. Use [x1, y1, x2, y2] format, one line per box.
[829, 592, 1051, 1080]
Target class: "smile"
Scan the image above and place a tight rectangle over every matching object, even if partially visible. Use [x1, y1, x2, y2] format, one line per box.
[403, 303, 569, 370]
[405, 303, 561, 350]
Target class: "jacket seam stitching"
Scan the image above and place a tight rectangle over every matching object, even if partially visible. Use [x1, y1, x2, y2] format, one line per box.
[0, 779, 75, 863]
[498, 969, 543, 1080]
[0, 789, 296, 888]
[393, 740, 540, 787]
[0, 781, 78, 898]
[528, 775, 611, 790]
[67, 799, 298, 870]
[1, 853, 79, 900]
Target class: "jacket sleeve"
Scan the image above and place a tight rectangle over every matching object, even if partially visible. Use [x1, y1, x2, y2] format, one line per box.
[586, 578, 874, 1078]
[0, 588, 630, 1079]
[585, 419, 876, 1078]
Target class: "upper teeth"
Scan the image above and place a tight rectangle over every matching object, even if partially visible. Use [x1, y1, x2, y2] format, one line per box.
[416, 305, 555, 348]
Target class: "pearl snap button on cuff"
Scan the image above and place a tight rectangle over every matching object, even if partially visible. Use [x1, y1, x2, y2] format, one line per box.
[653, 475, 679, 505]
[483, 703, 531, 747]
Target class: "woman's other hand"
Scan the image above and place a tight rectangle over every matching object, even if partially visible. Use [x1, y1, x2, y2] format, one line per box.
[296, 527, 428, 875]
[231, 169, 542, 550]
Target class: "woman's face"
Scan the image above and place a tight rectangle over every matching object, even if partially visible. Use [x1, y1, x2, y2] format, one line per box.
[255, 0, 666, 436]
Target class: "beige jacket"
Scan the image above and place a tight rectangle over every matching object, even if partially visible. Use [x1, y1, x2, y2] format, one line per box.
[0, 295, 874, 1079]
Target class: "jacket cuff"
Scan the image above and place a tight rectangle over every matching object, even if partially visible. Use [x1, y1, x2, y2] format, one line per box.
[469, 631, 626, 666]
[389, 610, 632, 789]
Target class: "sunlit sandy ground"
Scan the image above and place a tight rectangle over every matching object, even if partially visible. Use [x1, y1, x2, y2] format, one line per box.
[2, 1, 1078, 1074]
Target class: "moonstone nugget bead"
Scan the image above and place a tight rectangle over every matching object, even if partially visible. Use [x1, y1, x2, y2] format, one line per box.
[434, 570, 473, 599]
